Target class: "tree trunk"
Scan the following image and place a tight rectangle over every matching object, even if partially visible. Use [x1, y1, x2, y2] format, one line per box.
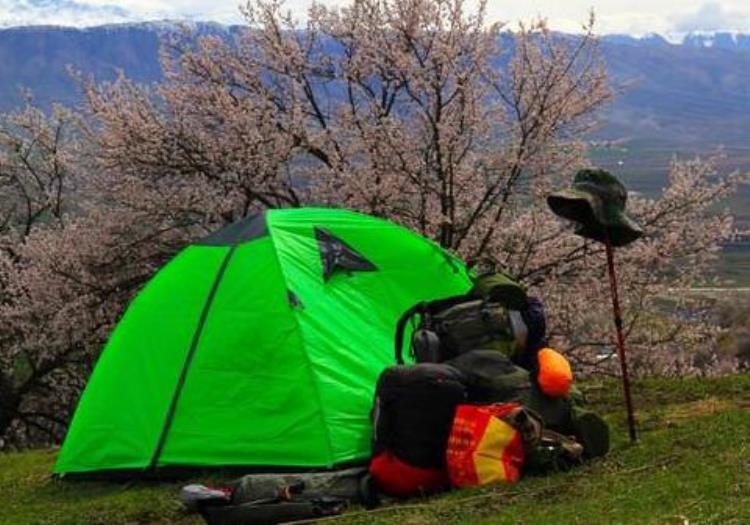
[0, 373, 20, 441]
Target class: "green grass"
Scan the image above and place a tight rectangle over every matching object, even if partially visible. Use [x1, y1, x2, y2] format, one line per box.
[1, 375, 749, 525]
[0, 453, 201, 525]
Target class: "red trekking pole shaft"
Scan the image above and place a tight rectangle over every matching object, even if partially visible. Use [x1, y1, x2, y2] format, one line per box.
[604, 236, 638, 443]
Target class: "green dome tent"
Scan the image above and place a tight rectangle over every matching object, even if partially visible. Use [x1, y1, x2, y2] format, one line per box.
[55, 208, 473, 476]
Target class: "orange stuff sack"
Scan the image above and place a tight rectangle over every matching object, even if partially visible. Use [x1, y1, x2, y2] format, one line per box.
[446, 404, 525, 487]
[536, 347, 573, 398]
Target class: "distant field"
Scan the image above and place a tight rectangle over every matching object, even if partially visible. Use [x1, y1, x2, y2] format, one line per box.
[593, 143, 750, 224]
[714, 244, 750, 287]
[590, 145, 750, 287]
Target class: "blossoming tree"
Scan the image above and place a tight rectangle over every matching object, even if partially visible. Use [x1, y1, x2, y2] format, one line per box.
[0, 0, 746, 445]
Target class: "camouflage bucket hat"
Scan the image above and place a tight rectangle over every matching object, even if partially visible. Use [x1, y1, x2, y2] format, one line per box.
[547, 168, 643, 247]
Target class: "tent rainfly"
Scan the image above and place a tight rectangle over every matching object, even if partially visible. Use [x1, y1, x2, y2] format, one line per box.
[54, 208, 473, 476]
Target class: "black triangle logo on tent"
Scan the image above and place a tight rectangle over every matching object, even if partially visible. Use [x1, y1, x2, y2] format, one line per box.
[315, 227, 377, 282]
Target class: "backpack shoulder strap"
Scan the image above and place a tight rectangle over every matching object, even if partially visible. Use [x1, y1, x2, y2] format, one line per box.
[393, 294, 473, 364]
[394, 302, 424, 364]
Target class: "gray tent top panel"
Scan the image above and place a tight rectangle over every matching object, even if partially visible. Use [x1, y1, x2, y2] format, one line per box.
[196, 212, 268, 246]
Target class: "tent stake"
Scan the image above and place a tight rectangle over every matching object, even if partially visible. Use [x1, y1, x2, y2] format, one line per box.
[604, 235, 638, 443]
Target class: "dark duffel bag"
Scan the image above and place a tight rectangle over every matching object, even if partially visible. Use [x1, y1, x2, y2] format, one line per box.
[372, 364, 468, 469]
[370, 364, 468, 496]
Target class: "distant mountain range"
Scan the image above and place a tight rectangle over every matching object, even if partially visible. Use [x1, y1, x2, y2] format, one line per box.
[597, 32, 750, 158]
[0, 22, 197, 110]
[1, 23, 749, 178]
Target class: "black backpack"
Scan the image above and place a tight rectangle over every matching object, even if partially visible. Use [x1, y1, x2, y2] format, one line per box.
[372, 364, 468, 469]
[394, 273, 530, 365]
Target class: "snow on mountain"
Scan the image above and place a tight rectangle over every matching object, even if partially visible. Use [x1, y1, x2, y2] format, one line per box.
[603, 30, 750, 50]
[682, 31, 750, 50]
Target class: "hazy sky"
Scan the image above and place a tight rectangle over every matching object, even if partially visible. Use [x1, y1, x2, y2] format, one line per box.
[1, 0, 749, 35]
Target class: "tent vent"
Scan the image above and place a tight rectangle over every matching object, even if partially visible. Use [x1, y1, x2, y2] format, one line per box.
[314, 227, 377, 282]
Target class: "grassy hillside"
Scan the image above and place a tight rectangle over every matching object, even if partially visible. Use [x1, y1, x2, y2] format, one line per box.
[0, 374, 748, 525]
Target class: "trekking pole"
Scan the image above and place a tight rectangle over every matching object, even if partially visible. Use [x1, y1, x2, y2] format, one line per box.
[604, 234, 638, 443]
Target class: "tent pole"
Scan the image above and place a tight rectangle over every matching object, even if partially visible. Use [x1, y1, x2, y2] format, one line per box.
[604, 235, 638, 443]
